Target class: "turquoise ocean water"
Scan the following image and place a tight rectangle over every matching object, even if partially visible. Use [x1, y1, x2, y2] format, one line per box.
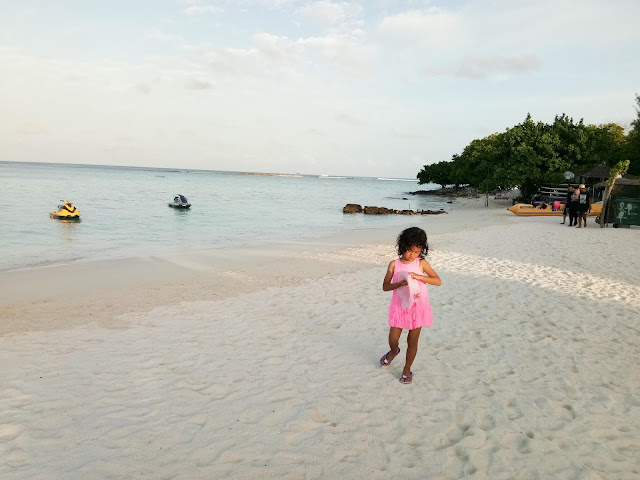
[0, 162, 444, 271]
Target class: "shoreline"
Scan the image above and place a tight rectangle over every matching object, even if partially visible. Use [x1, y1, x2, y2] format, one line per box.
[0, 197, 508, 336]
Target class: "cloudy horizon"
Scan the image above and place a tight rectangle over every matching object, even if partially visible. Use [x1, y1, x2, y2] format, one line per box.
[1, 0, 639, 178]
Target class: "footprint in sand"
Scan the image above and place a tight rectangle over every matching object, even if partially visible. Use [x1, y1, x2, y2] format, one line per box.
[503, 398, 523, 420]
[0, 424, 24, 442]
[478, 413, 496, 432]
[443, 446, 477, 479]
[561, 404, 576, 420]
[435, 423, 472, 450]
[3, 449, 29, 468]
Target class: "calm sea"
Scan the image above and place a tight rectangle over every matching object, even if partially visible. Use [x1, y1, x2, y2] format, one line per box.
[0, 162, 445, 271]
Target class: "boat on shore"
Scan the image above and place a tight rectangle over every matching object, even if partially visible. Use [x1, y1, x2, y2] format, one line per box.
[508, 202, 602, 217]
[50, 200, 81, 220]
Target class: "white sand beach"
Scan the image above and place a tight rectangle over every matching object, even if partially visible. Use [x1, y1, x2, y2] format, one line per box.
[1, 201, 639, 479]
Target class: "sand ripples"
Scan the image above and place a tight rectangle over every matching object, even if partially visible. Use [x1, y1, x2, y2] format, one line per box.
[1, 220, 639, 479]
[433, 250, 640, 309]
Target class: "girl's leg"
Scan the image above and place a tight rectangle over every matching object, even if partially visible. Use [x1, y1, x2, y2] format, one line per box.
[386, 327, 403, 363]
[403, 327, 422, 376]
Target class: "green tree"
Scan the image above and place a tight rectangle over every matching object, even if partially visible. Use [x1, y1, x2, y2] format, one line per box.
[626, 94, 640, 176]
[584, 123, 626, 168]
[418, 109, 632, 201]
[417, 161, 453, 188]
[552, 114, 588, 168]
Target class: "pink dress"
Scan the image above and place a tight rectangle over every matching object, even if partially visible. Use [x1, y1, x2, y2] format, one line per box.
[388, 258, 433, 329]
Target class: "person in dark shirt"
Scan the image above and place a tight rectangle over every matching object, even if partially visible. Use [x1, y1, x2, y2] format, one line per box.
[569, 186, 581, 226]
[576, 184, 591, 228]
[562, 185, 575, 225]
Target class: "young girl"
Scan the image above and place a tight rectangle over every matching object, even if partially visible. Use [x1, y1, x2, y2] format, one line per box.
[380, 227, 441, 384]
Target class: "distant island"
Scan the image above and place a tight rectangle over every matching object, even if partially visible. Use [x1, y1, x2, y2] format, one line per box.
[239, 172, 303, 178]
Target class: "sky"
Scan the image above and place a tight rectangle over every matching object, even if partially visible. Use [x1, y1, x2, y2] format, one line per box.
[1, 0, 639, 178]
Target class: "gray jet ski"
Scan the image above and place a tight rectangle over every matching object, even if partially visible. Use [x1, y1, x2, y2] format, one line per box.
[168, 194, 191, 208]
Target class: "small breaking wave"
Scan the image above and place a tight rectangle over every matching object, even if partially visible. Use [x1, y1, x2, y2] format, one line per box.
[377, 178, 417, 182]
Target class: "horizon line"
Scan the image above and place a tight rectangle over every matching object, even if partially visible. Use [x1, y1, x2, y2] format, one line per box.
[0, 160, 421, 182]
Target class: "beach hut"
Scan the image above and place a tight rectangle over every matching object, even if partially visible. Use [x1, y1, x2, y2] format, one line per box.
[577, 164, 612, 201]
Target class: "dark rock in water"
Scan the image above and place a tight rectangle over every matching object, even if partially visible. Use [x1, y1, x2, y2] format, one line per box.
[364, 206, 392, 214]
[343, 204, 363, 213]
[344, 204, 447, 215]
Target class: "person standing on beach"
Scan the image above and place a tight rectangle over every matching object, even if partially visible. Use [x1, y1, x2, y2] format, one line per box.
[561, 185, 575, 225]
[380, 227, 441, 384]
[576, 184, 591, 228]
[569, 186, 580, 227]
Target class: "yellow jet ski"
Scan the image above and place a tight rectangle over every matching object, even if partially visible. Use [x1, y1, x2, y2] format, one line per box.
[50, 200, 81, 220]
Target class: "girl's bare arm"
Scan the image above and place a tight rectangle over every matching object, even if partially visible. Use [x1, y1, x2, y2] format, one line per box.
[410, 259, 442, 286]
[382, 260, 407, 291]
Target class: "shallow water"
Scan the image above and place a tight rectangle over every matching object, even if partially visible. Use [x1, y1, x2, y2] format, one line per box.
[0, 162, 445, 271]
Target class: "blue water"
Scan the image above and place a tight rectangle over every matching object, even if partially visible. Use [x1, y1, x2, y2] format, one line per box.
[0, 162, 445, 271]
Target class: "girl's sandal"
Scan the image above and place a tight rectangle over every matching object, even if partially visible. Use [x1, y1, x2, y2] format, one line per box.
[400, 372, 413, 384]
[379, 348, 401, 367]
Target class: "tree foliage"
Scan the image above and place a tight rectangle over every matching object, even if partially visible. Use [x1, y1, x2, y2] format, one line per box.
[418, 102, 638, 199]
[626, 94, 640, 176]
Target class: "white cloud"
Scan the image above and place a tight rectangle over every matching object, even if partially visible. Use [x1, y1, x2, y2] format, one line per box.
[336, 111, 365, 126]
[194, 30, 375, 78]
[374, 1, 639, 81]
[296, 1, 349, 26]
[377, 8, 463, 48]
[134, 83, 153, 94]
[184, 5, 220, 15]
[16, 122, 49, 136]
[144, 28, 185, 44]
[179, 0, 221, 15]
[205, 48, 259, 76]
[296, 32, 376, 75]
[377, 0, 640, 56]
[244, 0, 299, 8]
[426, 54, 541, 79]
[392, 127, 424, 139]
[185, 78, 214, 90]
[254, 33, 299, 66]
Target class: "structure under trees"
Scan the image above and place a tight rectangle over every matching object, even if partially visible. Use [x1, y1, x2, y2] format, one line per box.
[599, 160, 630, 228]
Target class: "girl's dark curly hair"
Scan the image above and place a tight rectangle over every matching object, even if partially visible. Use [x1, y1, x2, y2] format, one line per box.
[397, 227, 428, 258]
